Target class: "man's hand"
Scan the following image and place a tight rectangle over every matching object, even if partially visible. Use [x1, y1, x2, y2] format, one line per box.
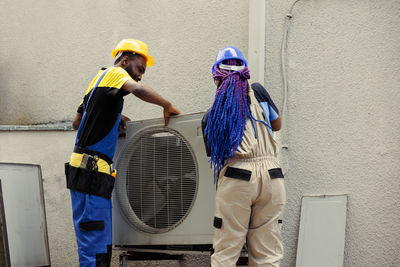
[120, 114, 131, 130]
[163, 104, 181, 126]
[121, 80, 180, 126]
[72, 112, 83, 130]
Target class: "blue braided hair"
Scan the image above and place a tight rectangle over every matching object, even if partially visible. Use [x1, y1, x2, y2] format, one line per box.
[205, 59, 272, 179]
[205, 59, 252, 179]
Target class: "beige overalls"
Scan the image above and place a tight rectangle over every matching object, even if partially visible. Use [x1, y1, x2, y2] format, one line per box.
[211, 88, 286, 267]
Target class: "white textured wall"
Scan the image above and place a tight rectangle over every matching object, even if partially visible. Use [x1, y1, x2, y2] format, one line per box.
[1, 0, 399, 266]
[0, 0, 248, 266]
[266, 0, 400, 266]
[0, 132, 78, 265]
[0, 0, 248, 125]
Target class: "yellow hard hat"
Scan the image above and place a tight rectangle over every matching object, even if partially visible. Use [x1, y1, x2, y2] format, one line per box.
[111, 39, 154, 66]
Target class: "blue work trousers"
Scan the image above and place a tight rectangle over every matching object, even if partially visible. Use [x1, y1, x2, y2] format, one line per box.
[70, 190, 112, 267]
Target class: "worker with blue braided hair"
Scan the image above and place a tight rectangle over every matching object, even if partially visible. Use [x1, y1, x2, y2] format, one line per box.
[202, 46, 286, 267]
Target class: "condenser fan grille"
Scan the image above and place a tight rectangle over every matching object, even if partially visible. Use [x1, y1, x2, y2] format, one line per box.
[117, 127, 198, 233]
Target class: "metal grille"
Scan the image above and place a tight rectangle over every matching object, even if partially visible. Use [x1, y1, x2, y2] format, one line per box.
[116, 127, 198, 233]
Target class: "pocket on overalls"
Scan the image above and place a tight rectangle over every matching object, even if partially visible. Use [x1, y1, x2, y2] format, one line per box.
[216, 166, 252, 189]
[79, 220, 105, 232]
[78, 194, 112, 255]
[224, 166, 252, 181]
[268, 168, 286, 205]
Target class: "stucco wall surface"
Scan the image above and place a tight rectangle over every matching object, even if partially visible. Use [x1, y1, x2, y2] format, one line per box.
[0, 0, 248, 125]
[1, 0, 400, 267]
[265, 1, 400, 266]
[0, 1, 249, 266]
[0, 131, 78, 266]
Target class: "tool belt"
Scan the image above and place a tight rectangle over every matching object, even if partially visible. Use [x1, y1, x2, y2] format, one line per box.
[65, 148, 115, 199]
[73, 146, 113, 165]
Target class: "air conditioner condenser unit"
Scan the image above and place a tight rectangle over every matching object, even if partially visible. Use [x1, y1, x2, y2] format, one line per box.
[112, 112, 215, 252]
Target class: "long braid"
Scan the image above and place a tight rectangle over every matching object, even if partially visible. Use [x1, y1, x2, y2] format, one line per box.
[205, 59, 252, 179]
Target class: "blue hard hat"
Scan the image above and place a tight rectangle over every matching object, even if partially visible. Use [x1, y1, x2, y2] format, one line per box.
[212, 46, 248, 74]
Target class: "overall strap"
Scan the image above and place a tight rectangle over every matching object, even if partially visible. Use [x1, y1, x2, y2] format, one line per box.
[83, 68, 110, 111]
[76, 68, 110, 146]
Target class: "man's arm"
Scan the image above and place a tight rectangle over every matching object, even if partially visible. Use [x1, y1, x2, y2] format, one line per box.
[121, 80, 180, 126]
[72, 112, 83, 130]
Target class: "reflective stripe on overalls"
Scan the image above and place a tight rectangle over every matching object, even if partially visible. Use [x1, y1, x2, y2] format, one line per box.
[211, 88, 286, 267]
[69, 68, 113, 267]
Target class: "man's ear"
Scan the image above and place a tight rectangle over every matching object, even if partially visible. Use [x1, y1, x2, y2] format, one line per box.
[121, 56, 130, 67]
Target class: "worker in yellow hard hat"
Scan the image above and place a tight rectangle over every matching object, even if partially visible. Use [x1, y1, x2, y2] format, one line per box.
[65, 39, 180, 266]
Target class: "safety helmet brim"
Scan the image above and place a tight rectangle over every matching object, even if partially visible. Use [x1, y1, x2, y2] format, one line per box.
[134, 52, 154, 67]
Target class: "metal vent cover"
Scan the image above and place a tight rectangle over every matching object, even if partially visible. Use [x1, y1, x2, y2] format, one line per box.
[115, 126, 198, 233]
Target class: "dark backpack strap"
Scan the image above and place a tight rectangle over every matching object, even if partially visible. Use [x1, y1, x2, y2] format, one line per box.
[251, 82, 279, 114]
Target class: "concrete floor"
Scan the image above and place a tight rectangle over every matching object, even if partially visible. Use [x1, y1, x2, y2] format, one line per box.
[111, 252, 211, 267]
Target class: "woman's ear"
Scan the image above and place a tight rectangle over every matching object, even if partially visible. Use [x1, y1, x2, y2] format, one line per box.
[214, 79, 220, 86]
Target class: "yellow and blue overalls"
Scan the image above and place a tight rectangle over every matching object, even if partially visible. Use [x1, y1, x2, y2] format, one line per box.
[65, 67, 132, 266]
